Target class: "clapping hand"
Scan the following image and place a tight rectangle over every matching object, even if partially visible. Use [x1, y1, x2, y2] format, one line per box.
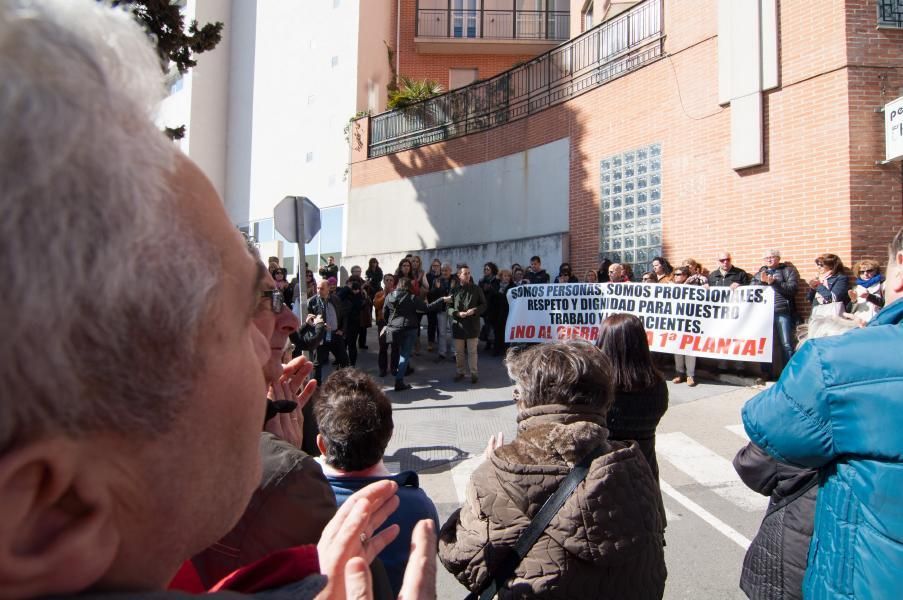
[264, 355, 318, 448]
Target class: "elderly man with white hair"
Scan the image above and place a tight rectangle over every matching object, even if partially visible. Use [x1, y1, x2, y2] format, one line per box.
[750, 249, 800, 382]
[0, 1, 434, 598]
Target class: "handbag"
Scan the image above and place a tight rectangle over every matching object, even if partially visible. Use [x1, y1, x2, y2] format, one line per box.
[464, 445, 607, 600]
[810, 301, 844, 319]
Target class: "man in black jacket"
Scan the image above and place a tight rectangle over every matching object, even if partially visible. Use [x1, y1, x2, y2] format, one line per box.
[751, 249, 800, 381]
[383, 277, 449, 391]
[708, 251, 750, 288]
[308, 279, 349, 384]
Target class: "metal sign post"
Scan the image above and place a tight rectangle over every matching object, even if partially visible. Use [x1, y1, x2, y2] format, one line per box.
[274, 195, 321, 326]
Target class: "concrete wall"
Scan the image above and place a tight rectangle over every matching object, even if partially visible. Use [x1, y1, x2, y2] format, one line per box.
[346, 138, 570, 256]
[185, 0, 232, 201]
[343, 232, 567, 281]
[222, 0, 257, 225]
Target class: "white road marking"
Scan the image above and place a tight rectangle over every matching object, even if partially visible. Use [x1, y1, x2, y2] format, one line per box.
[725, 424, 749, 441]
[660, 480, 751, 549]
[657, 432, 767, 511]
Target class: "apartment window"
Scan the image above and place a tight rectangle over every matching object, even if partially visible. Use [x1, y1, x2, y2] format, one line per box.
[307, 95, 316, 105]
[333, 0, 341, 7]
[449, 68, 478, 90]
[600, 143, 662, 275]
[331, 55, 339, 67]
[878, 0, 903, 28]
[305, 152, 314, 163]
[583, 0, 594, 31]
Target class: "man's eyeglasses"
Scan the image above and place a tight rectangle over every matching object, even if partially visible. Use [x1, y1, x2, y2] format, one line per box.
[718, 258, 730, 263]
[261, 289, 284, 314]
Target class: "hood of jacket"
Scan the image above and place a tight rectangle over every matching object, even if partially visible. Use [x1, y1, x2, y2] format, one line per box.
[488, 404, 665, 567]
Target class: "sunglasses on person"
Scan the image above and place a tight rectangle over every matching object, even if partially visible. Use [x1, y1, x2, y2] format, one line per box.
[261, 289, 284, 314]
[859, 268, 876, 275]
[815, 261, 825, 267]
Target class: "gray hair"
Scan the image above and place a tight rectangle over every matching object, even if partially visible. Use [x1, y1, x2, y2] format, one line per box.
[505, 340, 612, 411]
[0, 0, 220, 451]
[764, 249, 781, 259]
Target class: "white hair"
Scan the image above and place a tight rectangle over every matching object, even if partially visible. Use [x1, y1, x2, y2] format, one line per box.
[764, 249, 781, 258]
[0, 0, 220, 451]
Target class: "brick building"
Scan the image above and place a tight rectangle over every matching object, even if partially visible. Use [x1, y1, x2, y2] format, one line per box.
[346, 0, 903, 296]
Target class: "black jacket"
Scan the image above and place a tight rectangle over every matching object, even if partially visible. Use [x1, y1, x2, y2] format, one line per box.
[307, 293, 348, 335]
[607, 379, 669, 481]
[382, 290, 446, 334]
[751, 263, 800, 315]
[708, 265, 750, 287]
[733, 442, 818, 600]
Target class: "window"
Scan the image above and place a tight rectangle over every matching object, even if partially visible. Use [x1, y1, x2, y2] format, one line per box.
[600, 143, 662, 275]
[333, 0, 341, 7]
[582, 0, 594, 31]
[307, 95, 315, 105]
[878, 0, 903, 28]
[305, 152, 314, 163]
[331, 55, 339, 67]
[449, 68, 478, 90]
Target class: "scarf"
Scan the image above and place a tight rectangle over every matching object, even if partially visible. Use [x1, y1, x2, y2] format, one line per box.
[856, 273, 884, 288]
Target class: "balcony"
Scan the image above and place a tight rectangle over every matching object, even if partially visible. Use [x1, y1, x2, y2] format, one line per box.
[415, 1, 569, 55]
[370, 0, 662, 158]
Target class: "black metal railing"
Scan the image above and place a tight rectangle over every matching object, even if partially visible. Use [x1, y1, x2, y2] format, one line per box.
[370, 0, 662, 158]
[416, 8, 570, 40]
[877, 0, 903, 28]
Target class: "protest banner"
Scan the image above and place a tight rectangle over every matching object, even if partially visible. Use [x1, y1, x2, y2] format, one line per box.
[505, 283, 775, 362]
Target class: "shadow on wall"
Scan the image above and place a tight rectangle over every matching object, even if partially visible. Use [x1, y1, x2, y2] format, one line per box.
[353, 98, 595, 279]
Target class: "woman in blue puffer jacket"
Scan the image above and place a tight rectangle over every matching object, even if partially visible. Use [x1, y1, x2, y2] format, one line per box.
[741, 228, 903, 600]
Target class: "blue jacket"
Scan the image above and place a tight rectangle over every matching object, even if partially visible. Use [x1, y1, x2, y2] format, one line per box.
[742, 299, 903, 599]
[326, 470, 439, 597]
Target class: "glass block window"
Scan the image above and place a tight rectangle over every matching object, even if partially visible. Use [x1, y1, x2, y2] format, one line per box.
[600, 143, 662, 276]
[878, 1, 903, 28]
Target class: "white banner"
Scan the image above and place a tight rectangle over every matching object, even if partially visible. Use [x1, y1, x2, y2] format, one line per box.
[505, 283, 775, 363]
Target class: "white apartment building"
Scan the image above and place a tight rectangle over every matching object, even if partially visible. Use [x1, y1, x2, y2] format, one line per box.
[159, 0, 394, 275]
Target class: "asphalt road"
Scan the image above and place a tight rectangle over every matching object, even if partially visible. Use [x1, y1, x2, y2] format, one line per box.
[339, 329, 766, 599]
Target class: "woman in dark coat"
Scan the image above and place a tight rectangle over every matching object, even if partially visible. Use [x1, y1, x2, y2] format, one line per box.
[596, 313, 668, 481]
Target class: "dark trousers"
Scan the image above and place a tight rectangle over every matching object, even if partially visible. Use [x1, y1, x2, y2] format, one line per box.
[492, 315, 508, 356]
[314, 334, 348, 384]
[345, 327, 360, 366]
[378, 324, 399, 375]
[357, 327, 368, 348]
[761, 312, 796, 379]
[427, 312, 438, 343]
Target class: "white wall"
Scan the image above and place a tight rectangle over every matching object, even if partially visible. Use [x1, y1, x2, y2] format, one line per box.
[346, 137, 570, 256]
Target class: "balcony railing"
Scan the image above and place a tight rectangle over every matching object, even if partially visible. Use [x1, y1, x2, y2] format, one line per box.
[416, 8, 570, 40]
[369, 0, 662, 158]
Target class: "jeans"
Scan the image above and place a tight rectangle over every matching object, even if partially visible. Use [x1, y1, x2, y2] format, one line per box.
[674, 353, 696, 377]
[436, 312, 453, 356]
[762, 312, 796, 378]
[394, 328, 417, 383]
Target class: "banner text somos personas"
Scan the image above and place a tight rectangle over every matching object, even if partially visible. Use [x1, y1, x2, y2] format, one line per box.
[505, 283, 775, 362]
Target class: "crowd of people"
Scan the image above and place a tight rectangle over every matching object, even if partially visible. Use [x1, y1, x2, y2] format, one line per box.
[274, 245, 887, 390]
[1, 2, 900, 600]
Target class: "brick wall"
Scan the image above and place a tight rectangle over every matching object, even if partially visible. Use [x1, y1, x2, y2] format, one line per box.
[353, 0, 903, 295]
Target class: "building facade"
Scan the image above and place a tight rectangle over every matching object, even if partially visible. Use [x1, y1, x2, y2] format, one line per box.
[348, 0, 903, 289]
